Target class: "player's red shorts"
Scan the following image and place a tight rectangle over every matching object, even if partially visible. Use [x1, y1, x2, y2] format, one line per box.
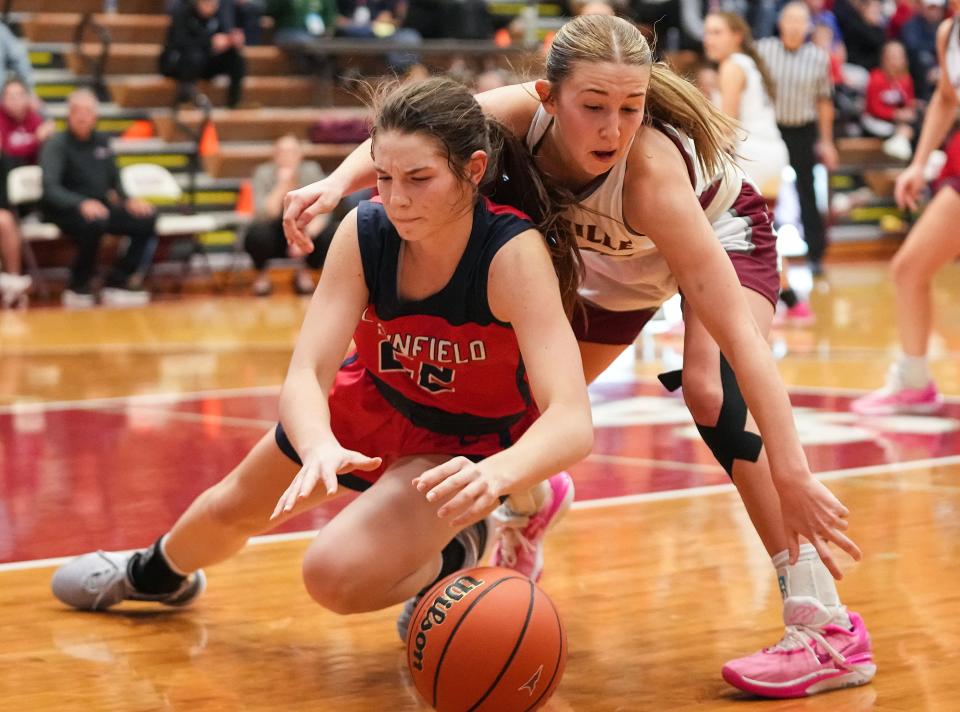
[275, 355, 538, 492]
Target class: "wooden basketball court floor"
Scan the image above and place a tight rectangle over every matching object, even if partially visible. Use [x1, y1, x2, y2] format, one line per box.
[1, 261, 958, 711]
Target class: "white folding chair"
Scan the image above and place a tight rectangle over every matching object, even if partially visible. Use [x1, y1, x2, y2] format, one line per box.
[7, 165, 61, 298]
[120, 163, 218, 288]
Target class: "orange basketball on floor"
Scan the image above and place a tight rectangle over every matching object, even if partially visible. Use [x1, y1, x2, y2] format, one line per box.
[406, 566, 567, 712]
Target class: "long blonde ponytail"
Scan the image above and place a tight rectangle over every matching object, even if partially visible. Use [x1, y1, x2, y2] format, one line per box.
[646, 63, 738, 177]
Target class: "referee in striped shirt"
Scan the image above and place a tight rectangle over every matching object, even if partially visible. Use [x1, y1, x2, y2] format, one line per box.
[757, 2, 837, 276]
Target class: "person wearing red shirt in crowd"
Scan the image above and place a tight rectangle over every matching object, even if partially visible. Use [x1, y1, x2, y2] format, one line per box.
[0, 79, 53, 308]
[887, 0, 918, 40]
[863, 40, 917, 160]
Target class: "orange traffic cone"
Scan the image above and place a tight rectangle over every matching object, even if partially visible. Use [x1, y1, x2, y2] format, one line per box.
[121, 119, 155, 140]
[235, 179, 254, 215]
[198, 120, 220, 157]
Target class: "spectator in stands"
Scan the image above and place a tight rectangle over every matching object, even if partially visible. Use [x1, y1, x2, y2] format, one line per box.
[332, 0, 422, 73]
[628, 0, 705, 54]
[901, 0, 945, 101]
[834, 0, 886, 69]
[805, 0, 843, 45]
[0, 79, 54, 308]
[39, 89, 157, 309]
[886, 0, 917, 40]
[244, 134, 329, 296]
[0, 79, 54, 202]
[0, 22, 35, 93]
[267, 0, 336, 44]
[233, 0, 266, 44]
[758, 2, 837, 276]
[159, 0, 247, 108]
[863, 40, 917, 160]
[811, 22, 846, 86]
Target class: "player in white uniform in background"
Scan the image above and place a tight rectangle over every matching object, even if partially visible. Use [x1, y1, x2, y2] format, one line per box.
[703, 10, 813, 324]
[284, 15, 873, 698]
[852, 8, 960, 415]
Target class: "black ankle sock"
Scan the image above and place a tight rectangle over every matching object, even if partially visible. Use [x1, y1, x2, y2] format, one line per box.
[417, 520, 487, 596]
[129, 536, 187, 594]
[780, 288, 799, 308]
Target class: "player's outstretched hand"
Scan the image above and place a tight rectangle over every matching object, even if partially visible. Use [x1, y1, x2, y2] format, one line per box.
[414, 457, 504, 528]
[282, 179, 344, 255]
[271, 443, 381, 519]
[779, 477, 862, 580]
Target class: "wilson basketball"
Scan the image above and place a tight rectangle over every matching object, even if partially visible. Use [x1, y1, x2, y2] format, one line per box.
[406, 566, 566, 712]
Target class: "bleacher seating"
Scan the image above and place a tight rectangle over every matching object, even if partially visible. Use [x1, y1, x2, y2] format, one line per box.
[11, 0, 907, 299]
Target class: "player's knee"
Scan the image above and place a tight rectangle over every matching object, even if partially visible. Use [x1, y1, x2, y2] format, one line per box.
[681, 366, 723, 425]
[890, 250, 927, 287]
[301, 541, 368, 614]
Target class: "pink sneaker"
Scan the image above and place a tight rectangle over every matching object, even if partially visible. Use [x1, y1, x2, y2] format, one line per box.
[490, 472, 574, 581]
[722, 597, 876, 698]
[851, 381, 943, 415]
[786, 300, 815, 325]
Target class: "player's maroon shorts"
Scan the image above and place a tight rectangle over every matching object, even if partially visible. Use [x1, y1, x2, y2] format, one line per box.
[275, 356, 538, 492]
[937, 176, 960, 195]
[573, 181, 780, 346]
[724, 180, 781, 309]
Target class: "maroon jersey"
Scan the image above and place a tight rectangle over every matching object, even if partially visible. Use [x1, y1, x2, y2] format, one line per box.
[347, 197, 538, 441]
[0, 107, 43, 163]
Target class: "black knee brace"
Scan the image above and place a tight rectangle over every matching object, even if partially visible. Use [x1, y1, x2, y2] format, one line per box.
[658, 354, 763, 478]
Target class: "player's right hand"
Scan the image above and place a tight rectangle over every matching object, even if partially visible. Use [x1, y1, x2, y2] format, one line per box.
[894, 163, 926, 212]
[271, 442, 381, 519]
[283, 179, 344, 255]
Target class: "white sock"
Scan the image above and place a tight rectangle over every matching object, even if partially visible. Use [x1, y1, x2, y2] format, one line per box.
[895, 355, 931, 390]
[772, 544, 851, 628]
[505, 480, 551, 517]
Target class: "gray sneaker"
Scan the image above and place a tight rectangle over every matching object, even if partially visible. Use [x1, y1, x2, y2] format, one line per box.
[51, 550, 206, 611]
[396, 517, 490, 642]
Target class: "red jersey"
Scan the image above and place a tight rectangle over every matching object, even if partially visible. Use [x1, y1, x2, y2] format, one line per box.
[0, 107, 44, 163]
[865, 69, 915, 121]
[344, 198, 538, 439]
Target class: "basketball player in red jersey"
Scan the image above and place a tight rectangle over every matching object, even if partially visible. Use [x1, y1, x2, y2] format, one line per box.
[50, 78, 593, 643]
[283, 15, 873, 699]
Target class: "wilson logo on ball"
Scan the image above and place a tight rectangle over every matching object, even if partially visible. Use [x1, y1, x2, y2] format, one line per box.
[410, 574, 485, 672]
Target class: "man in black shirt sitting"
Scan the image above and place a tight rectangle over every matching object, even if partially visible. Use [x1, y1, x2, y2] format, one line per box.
[39, 89, 157, 308]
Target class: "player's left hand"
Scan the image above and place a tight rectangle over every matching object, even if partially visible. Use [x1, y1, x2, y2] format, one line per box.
[779, 477, 862, 580]
[413, 457, 503, 527]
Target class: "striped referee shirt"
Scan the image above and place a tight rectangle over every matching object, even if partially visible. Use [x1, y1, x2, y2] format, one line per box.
[756, 38, 833, 127]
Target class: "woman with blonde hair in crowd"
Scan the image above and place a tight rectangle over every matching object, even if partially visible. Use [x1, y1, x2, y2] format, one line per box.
[703, 10, 813, 323]
[285, 14, 873, 698]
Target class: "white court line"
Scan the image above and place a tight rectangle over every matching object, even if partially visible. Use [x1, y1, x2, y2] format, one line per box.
[0, 384, 281, 415]
[113, 406, 276, 430]
[0, 341, 296, 357]
[3, 453, 959, 574]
